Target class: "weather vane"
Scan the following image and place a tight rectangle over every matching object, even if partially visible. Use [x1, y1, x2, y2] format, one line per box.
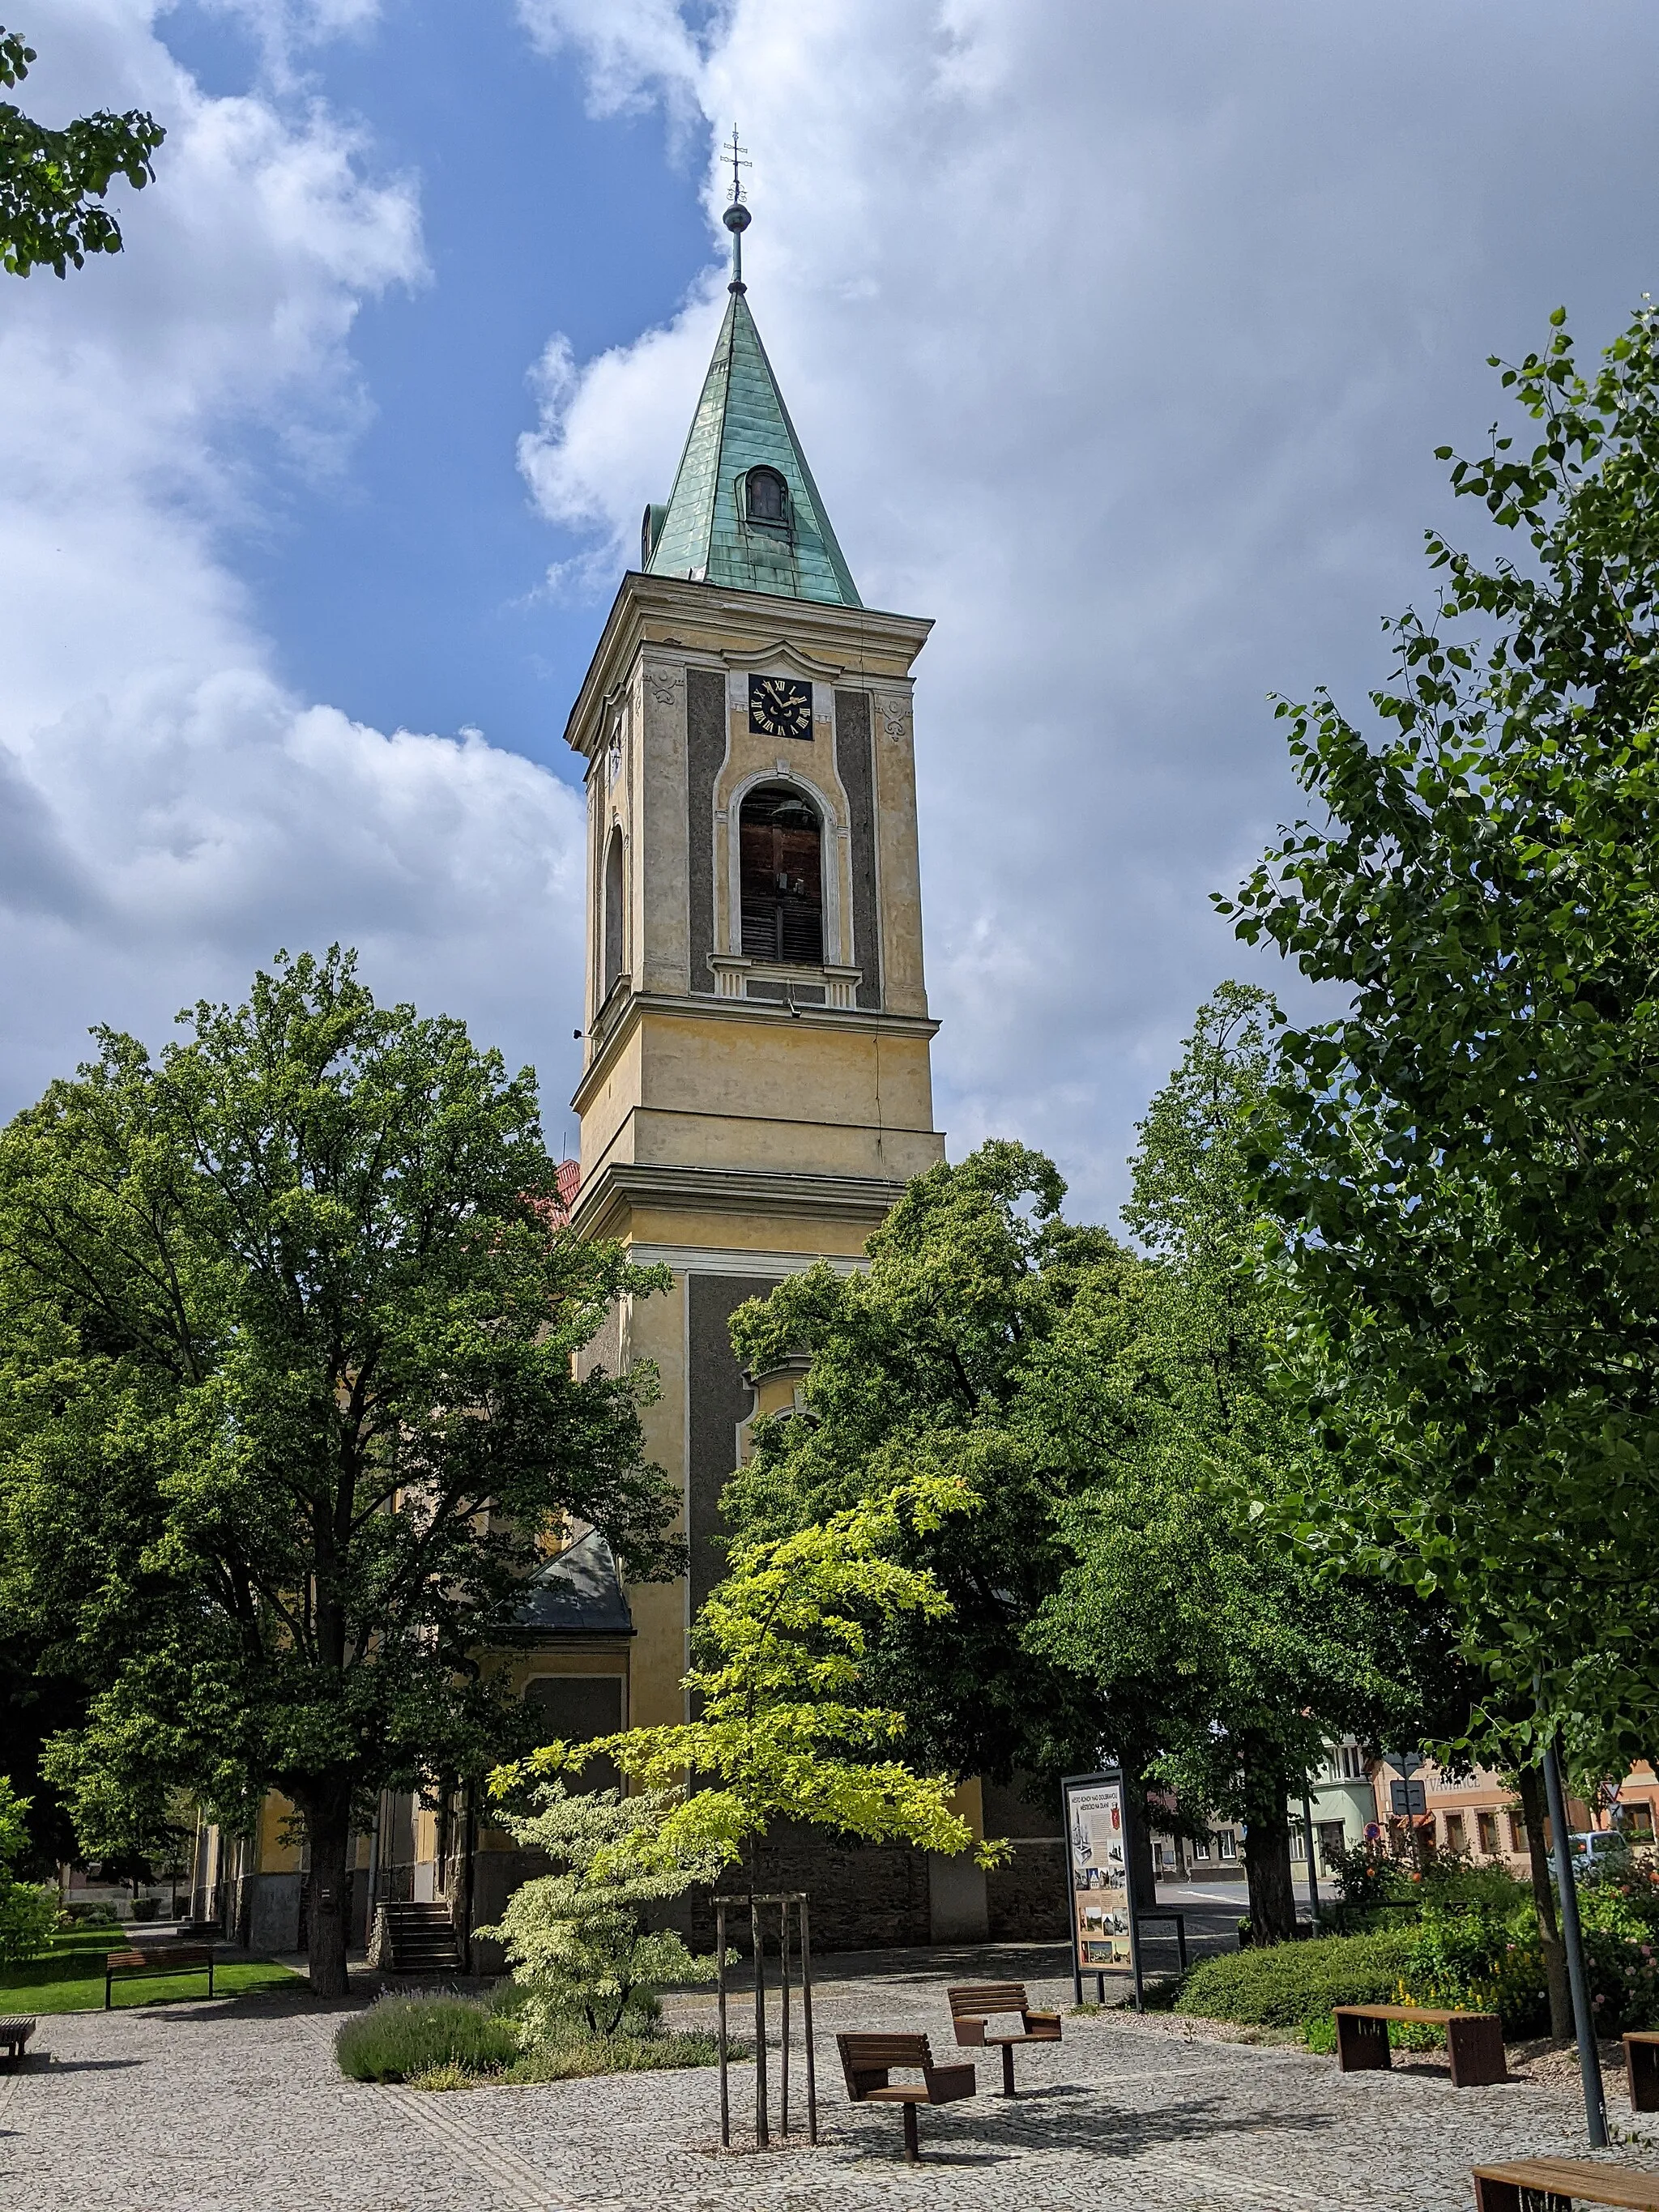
[722, 126, 753, 293]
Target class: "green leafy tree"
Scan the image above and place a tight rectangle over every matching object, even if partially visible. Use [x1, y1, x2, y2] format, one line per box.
[0, 1777, 56, 1966]
[0, 948, 680, 1995]
[1028, 986, 1459, 1941]
[0, 26, 164, 277]
[516, 1477, 1001, 1889]
[480, 1781, 721, 2041]
[724, 1142, 1117, 1800]
[1224, 303, 1659, 1760]
[725, 1107, 1452, 1946]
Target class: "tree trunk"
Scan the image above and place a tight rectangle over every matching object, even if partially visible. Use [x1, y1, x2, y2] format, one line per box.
[301, 1795, 353, 1999]
[1517, 1764, 1571, 2040]
[1128, 1787, 1159, 1906]
[1243, 1799, 1299, 1946]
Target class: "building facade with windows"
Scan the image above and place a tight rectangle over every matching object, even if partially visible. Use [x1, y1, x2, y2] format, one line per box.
[1373, 1755, 1659, 1869]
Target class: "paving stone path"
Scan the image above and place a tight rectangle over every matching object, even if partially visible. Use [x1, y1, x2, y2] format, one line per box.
[1, 1943, 1653, 2212]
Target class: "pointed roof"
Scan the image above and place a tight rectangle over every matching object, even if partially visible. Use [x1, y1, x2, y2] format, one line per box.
[645, 288, 861, 607]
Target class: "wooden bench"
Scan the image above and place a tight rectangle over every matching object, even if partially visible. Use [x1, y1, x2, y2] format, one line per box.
[946, 1980, 1062, 2097]
[1333, 2001, 1506, 2086]
[1627, 2031, 1659, 2112]
[0, 2018, 35, 2067]
[104, 1943, 215, 2010]
[1473, 2157, 1659, 2210]
[837, 2031, 976, 2163]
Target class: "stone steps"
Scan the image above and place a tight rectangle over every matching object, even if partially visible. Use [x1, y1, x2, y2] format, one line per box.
[377, 1901, 463, 1976]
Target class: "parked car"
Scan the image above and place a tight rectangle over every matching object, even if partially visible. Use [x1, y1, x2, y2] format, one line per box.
[1571, 1831, 1631, 1877]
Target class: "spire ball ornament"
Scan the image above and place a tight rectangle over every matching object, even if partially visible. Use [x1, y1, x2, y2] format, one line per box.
[723, 126, 752, 292]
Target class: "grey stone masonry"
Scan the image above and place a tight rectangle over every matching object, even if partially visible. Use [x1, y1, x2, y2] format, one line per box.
[4, 1943, 1658, 2211]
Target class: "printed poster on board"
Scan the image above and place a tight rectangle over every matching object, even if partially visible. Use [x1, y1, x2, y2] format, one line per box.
[1064, 1770, 1134, 1969]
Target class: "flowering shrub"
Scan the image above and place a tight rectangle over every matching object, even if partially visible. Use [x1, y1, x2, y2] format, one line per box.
[1323, 1836, 1410, 1914]
[1399, 1907, 1550, 2037]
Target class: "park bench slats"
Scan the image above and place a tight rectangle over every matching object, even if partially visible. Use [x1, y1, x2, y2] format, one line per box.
[947, 1979, 1063, 2096]
[1341, 2002, 1483, 2025]
[104, 1943, 216, 2009]
[1333, 2001, 1506, 2087]
[837, 2031, 976, 2163]
[0, 2018, 35, 2065]
[1473, 2157, 1659, 2210]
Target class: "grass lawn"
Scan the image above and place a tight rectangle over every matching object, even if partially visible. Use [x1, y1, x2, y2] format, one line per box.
[0, 1925, 302, 2015]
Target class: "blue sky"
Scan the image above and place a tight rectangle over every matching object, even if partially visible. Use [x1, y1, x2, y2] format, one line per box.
[150, 2, 706, 773]
[8, 2, 1659, 1218]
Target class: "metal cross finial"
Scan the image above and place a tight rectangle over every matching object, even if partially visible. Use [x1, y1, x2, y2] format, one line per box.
[725, 126, 750, 204]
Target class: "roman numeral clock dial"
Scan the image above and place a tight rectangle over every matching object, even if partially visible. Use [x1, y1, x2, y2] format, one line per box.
[748, 675, 813, 739]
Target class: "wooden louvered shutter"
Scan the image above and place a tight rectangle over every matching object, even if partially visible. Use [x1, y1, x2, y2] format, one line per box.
[739, 787, 823, 965]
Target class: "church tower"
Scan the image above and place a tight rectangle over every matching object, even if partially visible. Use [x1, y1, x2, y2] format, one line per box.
[562, 181, 945, 1772]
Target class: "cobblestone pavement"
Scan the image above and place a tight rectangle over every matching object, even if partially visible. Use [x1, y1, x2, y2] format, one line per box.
[1, 1942, 1653, 2212]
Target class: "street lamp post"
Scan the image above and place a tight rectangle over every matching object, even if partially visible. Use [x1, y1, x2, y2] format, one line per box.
[1542, 1731, 1608, 2148]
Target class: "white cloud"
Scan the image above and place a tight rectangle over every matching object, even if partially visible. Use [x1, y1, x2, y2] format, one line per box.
[517, 0, 1659, 1217]
[514, 0, 706, 122]
[0, 3, 585, 1117]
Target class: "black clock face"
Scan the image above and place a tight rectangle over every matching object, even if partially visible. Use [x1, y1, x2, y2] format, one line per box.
[748, 674, 813, 740]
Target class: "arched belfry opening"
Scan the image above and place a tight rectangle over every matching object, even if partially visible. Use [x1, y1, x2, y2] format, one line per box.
[603, 826, 625, 999]
[740, 783, 823, 965]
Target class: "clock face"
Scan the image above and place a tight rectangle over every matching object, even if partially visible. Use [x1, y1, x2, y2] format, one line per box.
[748, 674, 813, 741]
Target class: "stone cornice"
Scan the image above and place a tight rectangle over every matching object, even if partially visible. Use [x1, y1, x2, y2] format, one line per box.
[569, 1160, 913, 1244]
[572, 987, 939, 1116]
[564, 573, 933, 760]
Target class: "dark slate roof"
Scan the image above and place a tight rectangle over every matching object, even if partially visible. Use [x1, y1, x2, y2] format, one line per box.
[512, 1529, 633, 1637]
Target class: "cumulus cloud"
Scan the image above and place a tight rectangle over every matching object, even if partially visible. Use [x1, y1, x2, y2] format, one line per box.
[0, 3, 585, 1116]
[517, 0, 1659, 1217]
[514, 0, 707, 123]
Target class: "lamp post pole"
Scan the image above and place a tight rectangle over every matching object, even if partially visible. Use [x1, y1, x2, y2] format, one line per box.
[1542, 1729, 1608, 2147]
[1300, 1784, 1321, 1930]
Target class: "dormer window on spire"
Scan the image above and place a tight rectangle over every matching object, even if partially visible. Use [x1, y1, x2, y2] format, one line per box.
[744, 465, 789, 530]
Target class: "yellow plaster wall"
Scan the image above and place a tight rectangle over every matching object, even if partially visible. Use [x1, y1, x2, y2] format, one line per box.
[642, 1013, 935, 1132]
[622, 1203, 874, 1257]
[626, 1581, 689, 1732]
[582, 1012, 941, 1187]
[874, 695, 928, 1017]
[578, 1024, 646, 1183]
[256, 1792, 302, 1874]
[638, 663, 693, 997]
[947, 1776, 986, 1845]
[619, 1276, 691, 1730]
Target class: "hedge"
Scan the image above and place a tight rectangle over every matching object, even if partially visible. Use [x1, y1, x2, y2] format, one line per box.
[1174, 1929, 1418, 2035]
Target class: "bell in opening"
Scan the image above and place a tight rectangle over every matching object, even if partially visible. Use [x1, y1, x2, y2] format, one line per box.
[745, 465, 789, 528]
[740, 784, 823, 965]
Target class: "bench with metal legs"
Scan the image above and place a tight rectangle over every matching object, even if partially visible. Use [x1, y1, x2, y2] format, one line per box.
[837, 2031, 976, 2163]
[946, 1980, 1063, 2097]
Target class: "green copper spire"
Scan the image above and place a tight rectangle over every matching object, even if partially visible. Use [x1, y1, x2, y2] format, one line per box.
[642, 158, 861, 608]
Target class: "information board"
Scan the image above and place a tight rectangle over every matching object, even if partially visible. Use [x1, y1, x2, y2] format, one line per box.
[1062, 1767, 1145, 2004]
